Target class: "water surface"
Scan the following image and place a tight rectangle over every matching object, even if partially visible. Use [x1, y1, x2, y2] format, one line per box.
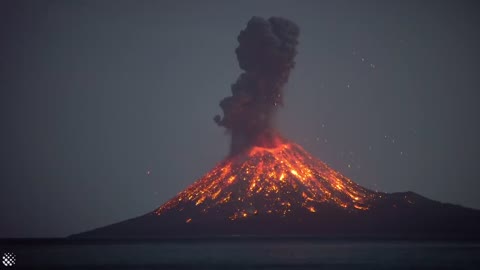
[2, 239, 479, 269]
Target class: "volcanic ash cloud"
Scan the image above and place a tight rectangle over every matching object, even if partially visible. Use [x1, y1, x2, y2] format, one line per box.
[214, 16, 300, 155]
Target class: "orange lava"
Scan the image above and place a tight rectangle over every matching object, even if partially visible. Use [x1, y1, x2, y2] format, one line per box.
[155, 136, 378, 220]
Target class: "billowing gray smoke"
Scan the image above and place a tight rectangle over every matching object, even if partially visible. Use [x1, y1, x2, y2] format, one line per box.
[214, 16, 300, 155]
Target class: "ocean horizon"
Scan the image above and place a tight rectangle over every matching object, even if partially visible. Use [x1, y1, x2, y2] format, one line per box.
[1, 238, 479, 269]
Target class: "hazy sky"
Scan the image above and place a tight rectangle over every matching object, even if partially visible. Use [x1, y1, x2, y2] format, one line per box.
[1, 0, 479, 237]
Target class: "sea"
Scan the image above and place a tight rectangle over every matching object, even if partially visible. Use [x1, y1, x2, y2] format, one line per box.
[1, 238, 479, 269]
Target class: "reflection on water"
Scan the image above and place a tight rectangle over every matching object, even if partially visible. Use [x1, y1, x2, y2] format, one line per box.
[2, 240, 480, 269]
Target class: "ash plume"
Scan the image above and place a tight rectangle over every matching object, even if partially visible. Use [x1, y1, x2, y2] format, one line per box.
[214, 16, 300, 155]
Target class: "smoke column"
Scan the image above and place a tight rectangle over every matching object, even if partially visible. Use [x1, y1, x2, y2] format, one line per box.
[214, 16, 300, 155]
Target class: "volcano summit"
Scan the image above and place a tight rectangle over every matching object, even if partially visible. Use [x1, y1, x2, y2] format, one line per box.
[73, 17, 480, 239]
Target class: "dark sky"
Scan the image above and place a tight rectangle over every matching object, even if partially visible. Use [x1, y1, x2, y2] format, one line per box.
[1, 0, 479, 237]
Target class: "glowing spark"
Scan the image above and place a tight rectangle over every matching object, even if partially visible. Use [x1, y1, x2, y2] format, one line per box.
[212, 189, 222, 199]
[227, 175, 236, 184]
[354, 205, 368, 210]
[195, 196, 206, 206]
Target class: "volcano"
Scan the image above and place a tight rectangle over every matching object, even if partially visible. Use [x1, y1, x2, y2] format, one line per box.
[73, 133, 480, 239]
[72, 17, 480, 239]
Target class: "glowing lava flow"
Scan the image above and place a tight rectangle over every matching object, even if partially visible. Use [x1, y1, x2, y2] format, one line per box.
[155, 135, 379, 222]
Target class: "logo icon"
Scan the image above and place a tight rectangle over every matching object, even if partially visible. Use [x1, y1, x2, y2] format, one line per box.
[2, 253, 15, 267]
